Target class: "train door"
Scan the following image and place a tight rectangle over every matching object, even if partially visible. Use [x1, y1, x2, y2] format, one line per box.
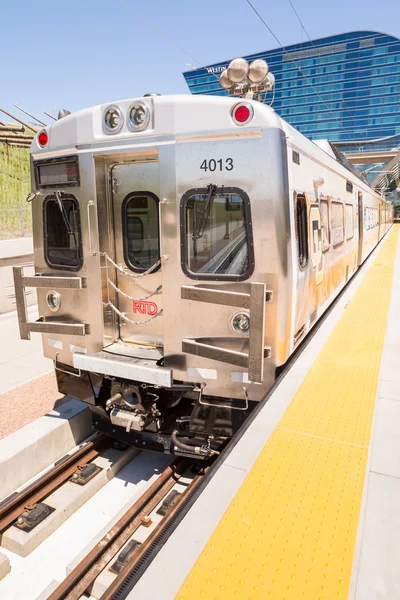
[108, 161, 163, 347]
[357, 191, 363, 265]
[293, 193, 311, 343]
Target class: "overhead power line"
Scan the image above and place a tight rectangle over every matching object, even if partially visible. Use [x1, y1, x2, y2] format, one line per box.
[287, 0, 312, 43]
[286, 0, 358, 121]
[245, 0, 352, 137]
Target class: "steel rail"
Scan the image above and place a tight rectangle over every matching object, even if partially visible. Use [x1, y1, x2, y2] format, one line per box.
[0, 434, 106, 532]
[100, 465, 208, 600]
[48, 459, 190, 600]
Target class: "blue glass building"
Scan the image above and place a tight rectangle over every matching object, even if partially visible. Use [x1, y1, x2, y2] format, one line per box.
[183, 31, 400, 203]
[183, 31, 400, 151]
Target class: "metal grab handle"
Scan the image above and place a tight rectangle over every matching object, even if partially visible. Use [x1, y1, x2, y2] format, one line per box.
[87, 200, 98, 256]
[248, 282, 266, 383]
[181, 282, 269, 383]
[13, 266, 87, 340]
[13, 266, 29, 340]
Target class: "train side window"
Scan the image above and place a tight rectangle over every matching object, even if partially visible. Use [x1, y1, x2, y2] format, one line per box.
[331, 201, 344, 246]
[122, 192, 160, 273]
[296, 194, 308, 268]
[320, 200, 330, 252]
[345, 203, 354, 240]
[181, 187, 254, 280]
[346, 181, 353, 193]
[43, 194, 82, 270]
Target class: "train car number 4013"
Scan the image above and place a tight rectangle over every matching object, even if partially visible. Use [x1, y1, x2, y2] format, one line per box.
[200, 158, 234, 172]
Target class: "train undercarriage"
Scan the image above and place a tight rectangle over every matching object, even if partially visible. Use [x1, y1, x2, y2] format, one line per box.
[58, 369, 256, 459]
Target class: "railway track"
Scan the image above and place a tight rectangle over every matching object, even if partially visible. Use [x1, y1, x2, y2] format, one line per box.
[0, 434, 108, 535]
[47, 459, 207, 600]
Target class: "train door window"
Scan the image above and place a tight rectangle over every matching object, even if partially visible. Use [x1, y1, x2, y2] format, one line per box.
[181, 187, 254, 280]
[331, 201, 344, 246]
[122, 192, 160, 273]
[345, 203, 354, 240]
[296, 194, 308, 268]
[320, 200, 330, 252]
[43, 194, 82, 270]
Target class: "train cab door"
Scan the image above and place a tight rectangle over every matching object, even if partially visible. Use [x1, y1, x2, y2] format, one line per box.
[108, 161, 163, 349]
[357, 191, 363, 265]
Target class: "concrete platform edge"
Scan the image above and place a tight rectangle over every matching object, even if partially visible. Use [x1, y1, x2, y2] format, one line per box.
[0, 398, 91, 502]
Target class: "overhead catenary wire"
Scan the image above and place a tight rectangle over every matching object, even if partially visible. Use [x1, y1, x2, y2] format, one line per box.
[245, 0, 353, 137]
[255, 0, 399, 145]
[286, 0, 360, 122]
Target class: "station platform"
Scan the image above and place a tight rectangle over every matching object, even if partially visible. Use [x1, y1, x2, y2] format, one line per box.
[131, 224, 400, 600]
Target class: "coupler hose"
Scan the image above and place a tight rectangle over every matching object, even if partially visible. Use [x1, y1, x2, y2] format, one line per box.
[172, 430, 219, 457]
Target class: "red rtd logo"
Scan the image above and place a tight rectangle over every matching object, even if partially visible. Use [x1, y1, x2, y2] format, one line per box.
[132, 300, 158, 316]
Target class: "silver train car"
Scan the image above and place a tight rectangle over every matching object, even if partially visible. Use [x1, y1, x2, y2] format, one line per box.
[14, 93, 393, 458]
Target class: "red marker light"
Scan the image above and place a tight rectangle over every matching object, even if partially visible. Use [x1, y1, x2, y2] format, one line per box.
[232, 104, 253, 126]
[38, 131, 48, 147]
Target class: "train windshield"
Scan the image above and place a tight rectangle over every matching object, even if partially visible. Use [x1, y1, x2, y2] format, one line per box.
[44, 195, 82, 269]
[182, 188, 252, 278]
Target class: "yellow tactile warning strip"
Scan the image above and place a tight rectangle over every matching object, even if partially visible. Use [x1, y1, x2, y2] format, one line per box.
[176, 226, 399, 600]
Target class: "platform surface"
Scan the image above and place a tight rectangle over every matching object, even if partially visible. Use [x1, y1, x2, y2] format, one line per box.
[131, 225, 400, 600]
[0, 306, 52, 395]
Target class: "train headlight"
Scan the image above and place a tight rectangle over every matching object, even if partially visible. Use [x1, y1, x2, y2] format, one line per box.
[128, 102, 150, 131]
[103, 105, 123, 133]
[227, 57, 249, 83]
[219, 69, 232, 90]
[230, 311, 250, 335]
[47, 291, 61, 312]
[248, 59, 269, 83]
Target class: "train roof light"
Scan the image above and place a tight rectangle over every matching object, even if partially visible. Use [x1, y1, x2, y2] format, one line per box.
[266, 72, 275, 88]
[248, 59, 269, 83]
[227, 58, 249, 83]
[232, 103, 253, 126]
[128, 101, 150, 131]
[219, 57, 275, 101]
[103, 105, 123, 134]
[38, 130, 48, 147]
[219, 69, 232, 90]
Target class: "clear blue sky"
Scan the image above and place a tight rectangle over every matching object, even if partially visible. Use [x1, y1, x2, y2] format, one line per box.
[1, 0, 399, 121]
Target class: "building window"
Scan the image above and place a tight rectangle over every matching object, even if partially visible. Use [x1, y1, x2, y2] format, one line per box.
[123, 192, 160, 273]
[181, 187, 253, 280]
[331, 201, 345, 246]
[296, 194, 308, 268]
[320, 200, 330, 252]
[43, 195, 82, 270]
[346, 204, 354, 239]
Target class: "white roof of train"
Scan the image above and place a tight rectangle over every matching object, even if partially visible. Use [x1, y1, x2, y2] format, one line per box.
[31, 95, 279, 153]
